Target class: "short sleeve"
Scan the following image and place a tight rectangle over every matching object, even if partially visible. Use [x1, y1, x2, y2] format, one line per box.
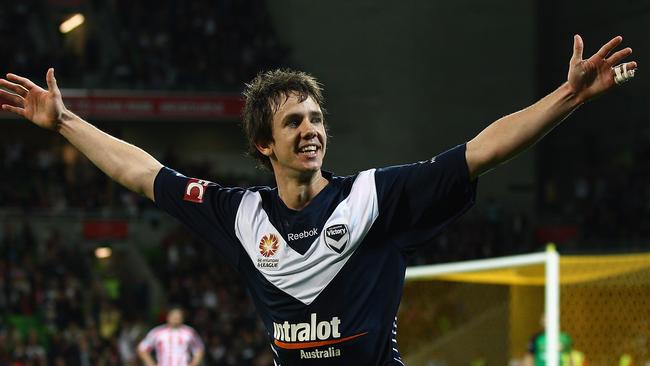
[189, 328, 205, 354]
[154, 167, 245, 266]
[374, 143, 477, 252]
[137, 329, 156, 353]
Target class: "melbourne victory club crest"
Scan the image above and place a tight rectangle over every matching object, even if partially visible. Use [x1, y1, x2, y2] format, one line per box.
[258, 234, 280, 270]
[324, 224, 349, 254]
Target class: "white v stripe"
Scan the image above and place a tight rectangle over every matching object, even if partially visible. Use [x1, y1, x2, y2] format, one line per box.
[234, 170, 379, 305]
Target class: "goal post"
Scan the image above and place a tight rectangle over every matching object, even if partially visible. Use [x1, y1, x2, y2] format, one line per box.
[545, 245, 560, 366]
[400, 247, 650, 365]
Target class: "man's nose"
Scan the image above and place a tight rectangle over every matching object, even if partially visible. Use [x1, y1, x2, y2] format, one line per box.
[300, 118, 317, 137]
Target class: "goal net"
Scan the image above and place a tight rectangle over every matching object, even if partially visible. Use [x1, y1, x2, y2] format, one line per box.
[399, 246, 650, 366]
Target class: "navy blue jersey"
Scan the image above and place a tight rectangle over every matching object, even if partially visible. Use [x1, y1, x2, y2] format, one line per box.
[154, 143, 477, 365]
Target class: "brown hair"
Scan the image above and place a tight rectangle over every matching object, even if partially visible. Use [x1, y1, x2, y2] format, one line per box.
[242, 69, 326, 170]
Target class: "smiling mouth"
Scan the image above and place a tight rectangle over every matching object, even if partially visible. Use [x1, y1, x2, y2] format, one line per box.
[297, 144, 320, 157]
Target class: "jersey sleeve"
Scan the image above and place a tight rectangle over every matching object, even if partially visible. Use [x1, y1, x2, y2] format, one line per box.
[137, 328, 156, 353]
[154, 167, 245, 266]
[188, 328, 205, 354]
[374, 143, 477, 252]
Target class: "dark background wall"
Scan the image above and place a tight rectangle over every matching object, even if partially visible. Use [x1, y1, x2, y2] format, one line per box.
[536, 0, 650, 205]
[267, 0, 536, 211]
[265, 0, 648, 214]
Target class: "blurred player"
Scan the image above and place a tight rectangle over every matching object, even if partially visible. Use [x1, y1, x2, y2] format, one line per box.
[524, 313, 585, 366]
[137, 307, 204, 366]
[0, 35, 637, 365]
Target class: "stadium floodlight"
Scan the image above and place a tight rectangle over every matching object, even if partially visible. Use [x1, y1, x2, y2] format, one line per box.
[95, 246, 112, 259]
[59, 13, 85, 34]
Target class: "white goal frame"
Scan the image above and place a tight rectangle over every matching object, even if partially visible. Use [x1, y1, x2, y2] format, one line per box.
[405, 246, 560, 365]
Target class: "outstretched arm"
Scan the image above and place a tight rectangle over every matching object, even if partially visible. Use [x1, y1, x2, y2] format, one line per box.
[0, 69, 163, 201]
[466, 35, 637, 180]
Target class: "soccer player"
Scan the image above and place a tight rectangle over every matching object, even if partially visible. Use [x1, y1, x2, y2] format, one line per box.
[0, 35, 636, 365]
[137, 307, 205, 366]
[524, 313, 585, 366]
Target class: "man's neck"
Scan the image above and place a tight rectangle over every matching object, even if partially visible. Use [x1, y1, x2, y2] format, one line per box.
[274, 170, 329, 211]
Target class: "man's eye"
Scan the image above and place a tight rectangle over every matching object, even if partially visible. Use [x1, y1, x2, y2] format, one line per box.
[285, 118, 298, 127]
[312, 117, 322, 124]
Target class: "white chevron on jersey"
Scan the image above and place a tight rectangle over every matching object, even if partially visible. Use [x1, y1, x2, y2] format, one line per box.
[234, 169, 379, 305]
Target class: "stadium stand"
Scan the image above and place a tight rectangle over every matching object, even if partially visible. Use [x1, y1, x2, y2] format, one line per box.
[0, 0, 288, 91]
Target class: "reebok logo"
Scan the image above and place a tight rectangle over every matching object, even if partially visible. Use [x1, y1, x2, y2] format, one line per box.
[287, 228, 319, 241]
[324, 224, 349, 253]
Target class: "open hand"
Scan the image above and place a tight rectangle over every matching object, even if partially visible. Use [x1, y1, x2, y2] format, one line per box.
[0, 68, 66, 130]
[568, 35, 637, 103]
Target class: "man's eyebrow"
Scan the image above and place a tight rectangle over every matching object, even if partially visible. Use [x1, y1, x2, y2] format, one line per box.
[282, 113, 302, 123]
[282, 111, 323, 122]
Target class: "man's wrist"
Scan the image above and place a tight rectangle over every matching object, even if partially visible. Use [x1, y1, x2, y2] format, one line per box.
[560, 82, 586, 108]
[56, 108, 77, 133]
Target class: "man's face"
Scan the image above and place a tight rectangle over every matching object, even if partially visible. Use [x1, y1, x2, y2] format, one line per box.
[167, 309, 184, 327]
[259, 93, 326, 177]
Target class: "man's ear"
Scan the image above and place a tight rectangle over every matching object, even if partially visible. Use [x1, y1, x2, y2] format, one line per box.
[255, 141, 273, 157]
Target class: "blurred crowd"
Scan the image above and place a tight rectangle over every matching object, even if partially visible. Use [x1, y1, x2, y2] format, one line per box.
[539, 137, 650, 250]
[156, 226, 272, 365]
[0, 0, 288, 91]
[410, 205, 533, 266]
[0, 137, 148, 214]
[0, 222, 127, 365]
[111, 0, 287, 90]
[0, 138, 269, 214]
[0, 218, 272, 365]
[0, 138, 275, 365]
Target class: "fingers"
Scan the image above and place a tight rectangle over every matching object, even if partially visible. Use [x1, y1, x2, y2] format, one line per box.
[0, 89, 24, 107]
[6, 73, 38, 91]
[0, 78, 29, 98]
[596, 35, 623, 59]
[607, 47, 633, 66]
[571, 34, 584, 63]
[1, 104, 26, 117]
[613, 62, 638, 85]
[616, 61, 638, 73]
[46, 68, 59, 93]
